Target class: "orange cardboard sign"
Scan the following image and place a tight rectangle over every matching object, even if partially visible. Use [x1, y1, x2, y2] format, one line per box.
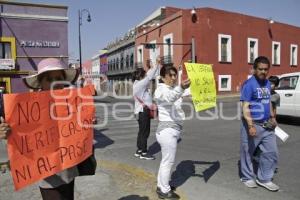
[3, 85, 95, 190]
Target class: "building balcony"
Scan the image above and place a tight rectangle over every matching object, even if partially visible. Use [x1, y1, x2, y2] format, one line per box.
[107, 66, 136, 77]
[161, 55, 173, 66]
[146, 55, 173, 66]
[135, 62, 143, 68]
[145, 55, 173, 68]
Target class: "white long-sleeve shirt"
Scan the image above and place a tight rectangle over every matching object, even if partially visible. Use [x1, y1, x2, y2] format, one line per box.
[154, 83, 185, 122]
[133, 66, 159, 114]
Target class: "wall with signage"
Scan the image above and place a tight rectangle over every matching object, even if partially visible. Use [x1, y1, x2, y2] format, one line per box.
[0, 2, 68, 93]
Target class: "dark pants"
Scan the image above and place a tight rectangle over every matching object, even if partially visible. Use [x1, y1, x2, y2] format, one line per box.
[40, 180, 75, 200]
[137, 107, 151, 152]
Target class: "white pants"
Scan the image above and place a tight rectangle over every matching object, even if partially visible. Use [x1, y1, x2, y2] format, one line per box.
[156, 128, 181, 193]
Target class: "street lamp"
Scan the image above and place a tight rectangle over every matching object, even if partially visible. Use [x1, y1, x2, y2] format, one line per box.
[268, 17, 274, 39]
[191, 7, 196, 15]
[78, 9, 91, 75]
[191, 7, 197, 23]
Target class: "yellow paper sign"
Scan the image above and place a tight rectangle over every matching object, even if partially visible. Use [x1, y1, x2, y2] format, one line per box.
[184, 63, 216, 112]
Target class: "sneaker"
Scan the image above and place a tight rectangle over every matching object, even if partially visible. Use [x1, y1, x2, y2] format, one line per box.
[134, 150, 142, 157]
[156, 186, 176, 193]
[241, 179, 258, 188]
[139, 152, 155, 160]
[256, 180, 279, 191]
[156, 189, 180, 200]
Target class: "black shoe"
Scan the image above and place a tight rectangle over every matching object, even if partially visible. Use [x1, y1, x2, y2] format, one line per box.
[134, 150, 142, 157]
[157, 189, 180, 199]
[139, 152, 155, 160]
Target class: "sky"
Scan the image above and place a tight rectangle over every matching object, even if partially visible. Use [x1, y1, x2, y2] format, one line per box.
[24, 0, 300, 61]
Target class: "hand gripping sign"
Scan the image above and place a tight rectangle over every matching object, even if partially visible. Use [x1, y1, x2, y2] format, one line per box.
[184, 63, 217, 112]
[3, 85, 95, 190]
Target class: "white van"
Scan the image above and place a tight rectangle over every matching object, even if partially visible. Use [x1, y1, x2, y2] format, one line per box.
[275, 72, 300, 117]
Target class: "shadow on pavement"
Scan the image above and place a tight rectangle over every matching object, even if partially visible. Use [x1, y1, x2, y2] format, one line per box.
[148, 139, 182, 156]
[170, 160, 220, 188]
[148, 141, 161, 155]
[118, 195, 149, 200]
[94, 129, 114, 149]
[277, 116, 300, 126]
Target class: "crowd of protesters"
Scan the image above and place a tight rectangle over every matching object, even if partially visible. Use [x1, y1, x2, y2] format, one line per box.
[0, 55, 282, 200]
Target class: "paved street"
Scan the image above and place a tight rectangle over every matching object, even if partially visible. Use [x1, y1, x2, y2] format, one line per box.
[93, 96, 300, 200]
[0, 96, 300, 200]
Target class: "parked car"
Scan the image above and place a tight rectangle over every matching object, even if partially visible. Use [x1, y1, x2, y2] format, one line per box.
[275, 72, 300, 117]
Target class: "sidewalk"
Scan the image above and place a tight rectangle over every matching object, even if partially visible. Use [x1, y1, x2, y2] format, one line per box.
[0, 159, 187, 200]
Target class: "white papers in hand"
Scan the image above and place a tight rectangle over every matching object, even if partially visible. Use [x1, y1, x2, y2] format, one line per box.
[274, 126, 289, 142]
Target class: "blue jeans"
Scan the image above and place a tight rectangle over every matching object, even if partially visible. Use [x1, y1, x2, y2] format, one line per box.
[240, 120, 278, 183]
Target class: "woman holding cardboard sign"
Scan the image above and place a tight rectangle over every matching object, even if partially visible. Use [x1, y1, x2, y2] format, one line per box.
[154, 65, 190, 200]
[0, 58, 91, 200]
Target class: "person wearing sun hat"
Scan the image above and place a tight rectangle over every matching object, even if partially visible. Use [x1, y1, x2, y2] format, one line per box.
[23, 57, 79, 90]
[0, 58, 81, 200]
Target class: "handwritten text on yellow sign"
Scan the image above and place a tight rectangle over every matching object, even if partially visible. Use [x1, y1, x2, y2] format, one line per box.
[185, 63, 216, 112]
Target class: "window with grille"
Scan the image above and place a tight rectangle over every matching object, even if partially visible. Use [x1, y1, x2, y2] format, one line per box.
[272, 41, 281, 65]
[116, 58, 119, 70]
[130, 53, 134, 67]
[250, 41, 255, 63]
[120, 57, 124, 70]
[218, 34, 232, 62]
[218, 75, 232, 91]
[166, 38, 171, 56]
[274, 44, 278, 64]
[163, 33, 173, 58]
[221, 38, 228, 62]
[247, 38, 258, 64]
[126, 55, 129, 68]
[290, 44, 298, 66]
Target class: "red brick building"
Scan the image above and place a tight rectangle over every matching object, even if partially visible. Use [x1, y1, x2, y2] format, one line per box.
[135, 7, 300, 93]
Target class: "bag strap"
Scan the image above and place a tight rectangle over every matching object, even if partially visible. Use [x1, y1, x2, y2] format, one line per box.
[135, 87, 148, 106]
[135, 89, 156, 109]
[134, 95, 146, 107]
